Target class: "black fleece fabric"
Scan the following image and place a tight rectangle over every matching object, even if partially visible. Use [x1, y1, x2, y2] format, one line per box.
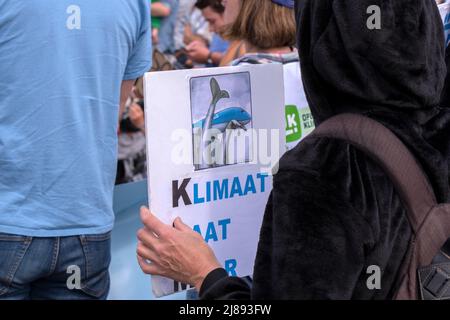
[200, 0, 450, 299]
[440, 46, 450, 108]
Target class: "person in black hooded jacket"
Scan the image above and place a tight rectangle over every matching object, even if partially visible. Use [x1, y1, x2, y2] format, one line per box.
[136, 0, 450, 299]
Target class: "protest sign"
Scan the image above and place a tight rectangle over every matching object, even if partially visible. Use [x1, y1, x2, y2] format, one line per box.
[144, 64, 286, 297]
[283, 62, 315, 150]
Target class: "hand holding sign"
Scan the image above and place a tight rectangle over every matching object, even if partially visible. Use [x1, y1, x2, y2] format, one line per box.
[137, 207, 222, 291]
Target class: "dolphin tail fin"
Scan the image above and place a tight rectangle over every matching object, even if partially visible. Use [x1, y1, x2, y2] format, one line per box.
[210, 78, 230, 105]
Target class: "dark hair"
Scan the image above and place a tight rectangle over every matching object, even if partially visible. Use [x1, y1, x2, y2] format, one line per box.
[195, 0, 225, 14]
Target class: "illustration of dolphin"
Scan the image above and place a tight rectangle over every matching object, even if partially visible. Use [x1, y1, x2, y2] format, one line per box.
[193, 107, 252, 132]
[196, 77, 251, 169]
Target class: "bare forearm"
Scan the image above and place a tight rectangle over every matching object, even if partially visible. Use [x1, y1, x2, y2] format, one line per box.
[151, 3, 171, 17]
[210, 51, 224, 65]
[119, 80, 134, 119]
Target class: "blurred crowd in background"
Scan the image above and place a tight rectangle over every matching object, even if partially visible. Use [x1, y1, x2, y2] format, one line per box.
[116, 0, 294, 184]
[117, 0, 243, 184]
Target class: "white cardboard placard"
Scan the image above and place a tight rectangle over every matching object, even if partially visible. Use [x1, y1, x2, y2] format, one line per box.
[144, 64, 286, 297]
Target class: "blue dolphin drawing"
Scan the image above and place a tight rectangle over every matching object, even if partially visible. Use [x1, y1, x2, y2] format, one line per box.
[193, 107, 252, 132]
[195, 77, 252, 169]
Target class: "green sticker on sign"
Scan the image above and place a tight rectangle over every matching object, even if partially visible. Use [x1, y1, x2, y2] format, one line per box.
[285, 105, 302, 143]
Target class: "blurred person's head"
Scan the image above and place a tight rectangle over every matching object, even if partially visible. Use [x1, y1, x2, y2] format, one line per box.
[221, 0, 240, 25]
[223, 0, 296, 51]
[195, 0, 226, 33]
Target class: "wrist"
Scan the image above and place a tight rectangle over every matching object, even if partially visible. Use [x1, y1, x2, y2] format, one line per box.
[193, 262, 222, 291]
[206, 51, 213, 64]
[198, 268, 229, 297]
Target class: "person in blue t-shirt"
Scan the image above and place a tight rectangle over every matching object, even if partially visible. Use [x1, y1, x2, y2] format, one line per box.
[0, 0, 151, 300]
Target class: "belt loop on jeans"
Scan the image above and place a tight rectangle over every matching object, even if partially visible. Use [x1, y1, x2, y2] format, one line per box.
[79, 235, 86, 246]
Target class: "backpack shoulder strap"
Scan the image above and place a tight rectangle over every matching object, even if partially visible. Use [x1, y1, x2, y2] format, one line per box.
[309, 113, 437, 231]
[309, 113, 450, 300]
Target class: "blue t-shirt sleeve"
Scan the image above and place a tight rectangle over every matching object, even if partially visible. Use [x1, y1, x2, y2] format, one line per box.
[124, 3, 152, 80]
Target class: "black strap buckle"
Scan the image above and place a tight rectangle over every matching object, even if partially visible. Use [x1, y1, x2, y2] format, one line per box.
[419, 264, 450, 300]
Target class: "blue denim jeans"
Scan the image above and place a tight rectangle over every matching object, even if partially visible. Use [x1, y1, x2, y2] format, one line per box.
[0, 232, 111, 300]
